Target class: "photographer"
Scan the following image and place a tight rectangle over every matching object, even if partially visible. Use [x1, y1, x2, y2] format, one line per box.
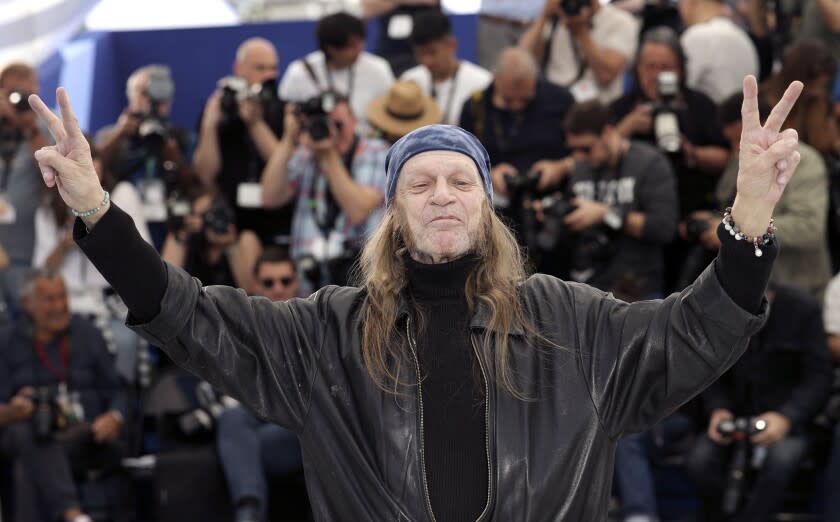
[459, 47, 575, 198]
[610, 27, 730, 292]
[278, 12, 394, 130]
[261, 96, 388, 293]
[0, 270, 127, 522]
[192, 37, 290, 247]
[559, 100, 678, 298]
[95, 65, 194, 249]
[680, 92, 832, 300]
[685, 283, 832, 522]
[518, 0, 639, 102]
[0, 63, 50, 320]
[161, 189, 261, 292]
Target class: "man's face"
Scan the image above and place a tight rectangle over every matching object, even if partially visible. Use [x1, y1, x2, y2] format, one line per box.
[492, 74, 536, 113]
[1, 73, 38, 96]
[256, 261, 298, 301]
[637, 42, 679, 101]
[567, 131, 609, 168]
[24, 277, 71, 337]
[328, 102, 357, 153]
[414, 37, 456, 79]
[236, 45, 279, 86]
[326, 36, 365, 69]
[396, 150, 486, 263]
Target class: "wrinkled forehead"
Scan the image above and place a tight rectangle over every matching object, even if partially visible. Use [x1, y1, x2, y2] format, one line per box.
[398, 150, 480, 184]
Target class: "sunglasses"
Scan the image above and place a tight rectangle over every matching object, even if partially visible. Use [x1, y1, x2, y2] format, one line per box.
[261, 276, 295, 289]
[569, 143, 595, 154]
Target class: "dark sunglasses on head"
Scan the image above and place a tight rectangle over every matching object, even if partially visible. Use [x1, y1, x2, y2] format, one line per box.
[261, 276, 295, 288]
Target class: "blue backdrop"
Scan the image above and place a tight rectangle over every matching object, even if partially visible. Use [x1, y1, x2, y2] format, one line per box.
[37, 15, 479, 135]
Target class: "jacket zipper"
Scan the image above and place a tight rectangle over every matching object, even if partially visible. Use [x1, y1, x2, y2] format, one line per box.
[406, 317, 437, 522]
[470, 334, 493, 522]
[406, 317, 493, 522]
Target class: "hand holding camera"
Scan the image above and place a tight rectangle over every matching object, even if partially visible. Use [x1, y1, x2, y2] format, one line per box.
[708, 408, 735, 444]
[91, 411, 123, 443]
[623, 103, 654, 136]
[10, 388, 35, 422]
[490, 163, 518, 195]
[115, 110, 141, 139]
[564, 198, 609, 232]
[749, 411, 791, 447]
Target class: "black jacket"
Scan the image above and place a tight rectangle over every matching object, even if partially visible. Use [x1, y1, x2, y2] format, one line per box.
[0, 315, 127, 422]
[702, 283, 832, 429]
[459, 80, 575, 175]
[76, 205, 772, 521]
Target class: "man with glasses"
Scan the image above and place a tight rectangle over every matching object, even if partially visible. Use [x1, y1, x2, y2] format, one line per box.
[559, 99, 678, 299]
[215, 247, 303, 522]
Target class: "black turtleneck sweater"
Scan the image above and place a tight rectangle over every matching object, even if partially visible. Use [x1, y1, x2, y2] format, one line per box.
[405, 255, 488, 522]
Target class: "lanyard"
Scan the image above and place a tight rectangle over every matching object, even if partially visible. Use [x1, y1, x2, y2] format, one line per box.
[326, 64, 356, 103]
[307, 135, 360, 239]
[33, 336, 70, 383]
[430, 63, 461, 123]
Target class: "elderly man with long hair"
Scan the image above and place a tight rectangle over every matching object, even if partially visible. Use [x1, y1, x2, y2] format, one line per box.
[26, 75, 802, 521]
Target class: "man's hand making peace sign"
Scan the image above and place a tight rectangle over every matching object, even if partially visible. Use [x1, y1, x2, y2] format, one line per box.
[730, 75, 803, 238]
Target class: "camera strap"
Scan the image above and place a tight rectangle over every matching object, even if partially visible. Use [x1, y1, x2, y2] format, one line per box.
[303, 57, 356, 103]
[309, 134, 360, 240]
[430, 63, 461, 124]
[32, 335, 70, 383]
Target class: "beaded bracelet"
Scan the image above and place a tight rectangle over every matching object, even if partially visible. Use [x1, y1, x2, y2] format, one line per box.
[722, 207, 776, 258]
[71, 191, 110, 218]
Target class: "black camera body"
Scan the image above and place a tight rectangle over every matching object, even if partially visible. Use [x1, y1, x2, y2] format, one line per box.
[561, 0, 589, 16]
[7, 90, 31, 113]
[218, 76, 279, 125]
[203, 200, 235, 236]
[683, 217, 710, 242]
[297, 92, 337, 141]
[537, 195, 578, 251]
[31, 387, 61, 442]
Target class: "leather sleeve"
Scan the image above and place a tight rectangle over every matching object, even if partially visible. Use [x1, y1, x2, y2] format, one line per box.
[124, 265, 328, 433]
[569, 247, 770, 439]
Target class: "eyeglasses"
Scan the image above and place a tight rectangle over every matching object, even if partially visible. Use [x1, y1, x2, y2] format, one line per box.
[261, 276, 295, 289]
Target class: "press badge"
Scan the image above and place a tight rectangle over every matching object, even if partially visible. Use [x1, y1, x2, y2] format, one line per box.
[387, 14, 413, 39]
[0, 194, 16, 224]
[236, 182, 263, 209]
[140, 179, 167, 222]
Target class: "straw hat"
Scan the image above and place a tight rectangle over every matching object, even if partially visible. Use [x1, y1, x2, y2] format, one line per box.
[367, 80, 441, 139]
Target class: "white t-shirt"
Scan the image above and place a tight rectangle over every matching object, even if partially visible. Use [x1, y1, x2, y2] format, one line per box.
[279, 51, 395, 126]
[33, 182, 152, 316]
[544, 5, 639, 103]
[824, 273, 840, 335]
[681, 17, 759, 104]
[400, 61, 492, 125]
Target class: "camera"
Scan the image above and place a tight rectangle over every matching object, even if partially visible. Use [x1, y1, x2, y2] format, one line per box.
[561, 0, 589, 16]
[683, 216, 710, 242]
[7, 90, 31, 112]
[176, 381, 237, 439]
[716, 416, 767, 516]
[202, 199, 235, 236]
[31, 387, 59, 441]
[218, 76, 280, 125]
[296, 92, 338, 141]
[133, 67, 175, 148]
[652, 71, 681, 153]
[536, 195, 578, 251]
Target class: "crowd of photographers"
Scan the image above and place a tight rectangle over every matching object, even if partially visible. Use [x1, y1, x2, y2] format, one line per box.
[1, 0, 840, 520]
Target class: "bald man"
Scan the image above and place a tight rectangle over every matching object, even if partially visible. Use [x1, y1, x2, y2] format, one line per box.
[193, 37, 292, 247]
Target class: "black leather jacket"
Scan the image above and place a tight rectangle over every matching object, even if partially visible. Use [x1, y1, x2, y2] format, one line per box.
[127, 260, 767, 521]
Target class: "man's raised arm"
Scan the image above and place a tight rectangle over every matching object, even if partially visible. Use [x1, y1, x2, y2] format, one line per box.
[27, 89, 325, 433]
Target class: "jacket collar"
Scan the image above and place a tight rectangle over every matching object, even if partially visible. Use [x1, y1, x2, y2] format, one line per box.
[395, 290, 525, 336]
